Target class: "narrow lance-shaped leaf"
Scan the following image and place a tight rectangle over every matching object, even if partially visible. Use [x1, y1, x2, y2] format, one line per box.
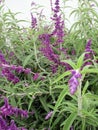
[62, 112, 77, 130]
[50, 86, 68, 125]
[62, 60, 77, 69]
[51, 71, 71, 85]
[23, 53, 33, 67]
[77, 53, 85, 68]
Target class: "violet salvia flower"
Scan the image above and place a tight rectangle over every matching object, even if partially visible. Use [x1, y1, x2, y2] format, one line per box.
[17, 109, 28, 118]
[39, 33, 72, 71]
[45, 111, 53, 120]
[0, 116, 7, 129]
[8, 120, 18, 130]
[51, 64, 58, 73]
[0, 98, 15, 117]
[0, 98, 28, 118]
[0, 116, 27, 130]
[0, 51, 8, 64]
[85, 39, 93, 54]
[39, 0, 71, 72]
[0, 51, 20, 83]
[41, 46, 60, 64]
[51, 0, 65, 45]
[31, 13, 37, 28]
[39, 33, 51, 45]
[68, 70, 81, 95]
[2, 64, 31, 74]
[1, 67, 20, 84]
[1, 63, 31, 84]
[39, 33, 60, 64]
[84, 39, 94, 66]
[33, 73, 39, 80]
[0, 111, 27, 130]
[53, 0, 60, 13]
[24, 68, 31, 74]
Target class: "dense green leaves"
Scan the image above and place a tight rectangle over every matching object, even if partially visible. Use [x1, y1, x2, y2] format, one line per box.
[0, 0, 98, 129]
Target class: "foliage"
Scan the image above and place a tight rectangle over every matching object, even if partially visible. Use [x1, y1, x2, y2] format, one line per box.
[0, 0, 98, 129]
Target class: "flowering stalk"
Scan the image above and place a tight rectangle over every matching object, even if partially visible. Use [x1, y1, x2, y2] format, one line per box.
[68, 70, 81, 95]
[39, 0, 72, 73]
[84, 39, 94, 66]
[51, 0, 65, 46]
[0, 51, 33, 84]
[31, 13, 37, 29]
[0, 98, 28, 129]
[68, 69, 82, 116]
[0, 98, 28, 118]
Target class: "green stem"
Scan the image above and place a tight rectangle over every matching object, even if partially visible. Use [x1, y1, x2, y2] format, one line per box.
[78, 80, 82, 117]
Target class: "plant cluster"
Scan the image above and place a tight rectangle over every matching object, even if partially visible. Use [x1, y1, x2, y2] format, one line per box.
[0, 0, 98, 130]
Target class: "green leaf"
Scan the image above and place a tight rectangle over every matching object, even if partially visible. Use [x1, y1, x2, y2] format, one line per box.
[39, 97, 49, 112]
[50, 86, 68, 125]
[51, 114, 63, 129]
[62, 112, 77, 130]
[23, 53, 33, 67]
[28, 99, 34, 111]
[81, 68, 98, 74]
[62, 60, 77, 69]
[85, 93, 98, 100]
[51, 71, 71, 85]
[77, 53, 85, 68]
[82, 110, 98, 126]
[10, 98, 17, 107]
[3, 86, 16, 93]
[24, 87, 39, 94]
[69, 9, 79, 18]
[82, 81, 89, 95]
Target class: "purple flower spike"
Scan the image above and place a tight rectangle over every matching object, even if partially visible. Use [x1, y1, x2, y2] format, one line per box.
[0, 51, 8, 64]
[84, 39, 94, 66]
[51, 64, 58, 73]
[33, 73, 39, 80]
[0, 116, 7, 129]
[85, 39, 93, 53]
[31, 13, 37, 28]
[68, 70, 81, 95]
[8, 120, 18, 130]
[45, 111, 53, 120]
[51, 0, 65, 45]
[0, 98, 28, 118]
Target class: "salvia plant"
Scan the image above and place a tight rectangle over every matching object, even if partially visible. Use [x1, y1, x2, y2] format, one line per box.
[0, 0, 98, 129]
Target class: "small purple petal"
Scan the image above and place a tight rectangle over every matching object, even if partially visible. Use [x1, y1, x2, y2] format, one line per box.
[33, 73, 39, 80]
[45, 111, 53, 120]
[68, 70, 81, 95]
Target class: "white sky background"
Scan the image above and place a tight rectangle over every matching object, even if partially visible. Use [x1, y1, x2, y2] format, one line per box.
[5, 0, 78, 28]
